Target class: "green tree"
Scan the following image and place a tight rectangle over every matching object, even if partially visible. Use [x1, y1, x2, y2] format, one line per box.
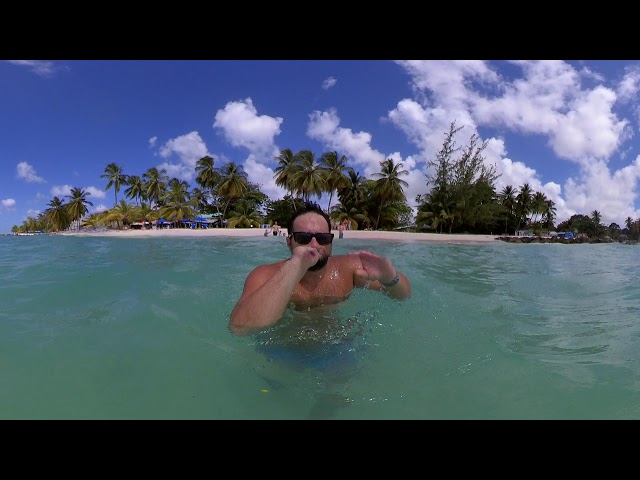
[372, 158, 409, 230]
[158, 178, 197, 224]
[320, 151, 350, 215]
[82, 211, 108, 229]
[124, 175, 145, 205]
[226, 199, 263, 228]
[143, 167, 169, 209]
[190, 187, 210, 213]
[528, 191, 546, 225]
[591, 210, 605, 238]
[608, 222, 621, 240]
[217, 162, 249, 223]
[515, 183, 533, 231]
[337, 169, 368, 212]
[449, 134, 498, 233]
[273, 149, 301, 209]
[66, 187, 93, 230]
[541, 199, 557, 231]
[133, 203, 157, 228]
[557, 214, 591, 235]
[101, 163, 128, 206]
[44, 196, 71, 232]
[291, 150, 326, 203]
[195, 156, 219, 211]
[420, 122, 461, 233]
[105, 199, 137, 229]
[498, 185, 517, 234]
[264, 196, 305, 228]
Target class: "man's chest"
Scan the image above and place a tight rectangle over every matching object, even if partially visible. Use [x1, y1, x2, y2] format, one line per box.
[290, 275, 353, 308]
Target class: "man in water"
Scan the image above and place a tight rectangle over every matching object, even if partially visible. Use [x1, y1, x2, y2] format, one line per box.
[229, 202, 412, 336]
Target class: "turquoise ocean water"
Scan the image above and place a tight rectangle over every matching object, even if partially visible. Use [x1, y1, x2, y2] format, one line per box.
[2, 234, 640, 420]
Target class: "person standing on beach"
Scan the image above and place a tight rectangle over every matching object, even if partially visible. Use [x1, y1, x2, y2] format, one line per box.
[229, 202, 411, 336]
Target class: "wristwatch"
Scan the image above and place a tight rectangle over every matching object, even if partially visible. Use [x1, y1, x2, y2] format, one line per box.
[382, 272, 400, 287]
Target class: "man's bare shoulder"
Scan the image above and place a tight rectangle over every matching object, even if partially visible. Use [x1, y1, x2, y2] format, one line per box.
[249, 259, 287, 277]
[329, 254, 362, 270]
[240, 259, 287, 292]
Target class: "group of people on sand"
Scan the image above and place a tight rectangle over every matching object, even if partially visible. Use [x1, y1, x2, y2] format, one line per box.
[265, 219, 348, 239]
[263, 222, 287, 237]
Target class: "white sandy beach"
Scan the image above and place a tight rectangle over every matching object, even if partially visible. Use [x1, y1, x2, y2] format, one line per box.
[58, 227, 500, 244]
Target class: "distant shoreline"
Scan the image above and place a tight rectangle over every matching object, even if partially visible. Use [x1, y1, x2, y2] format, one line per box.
[51, 228, 501, 244]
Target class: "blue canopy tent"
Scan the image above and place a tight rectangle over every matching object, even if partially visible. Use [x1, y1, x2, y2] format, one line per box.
[192, 216, 207, 228]
[179, 218, 195, 229]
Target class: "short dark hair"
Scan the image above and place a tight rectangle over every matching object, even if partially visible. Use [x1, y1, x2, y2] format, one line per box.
[287, 202, 331, 233]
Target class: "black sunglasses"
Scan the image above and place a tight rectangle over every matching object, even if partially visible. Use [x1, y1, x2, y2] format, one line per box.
[290, 231, 334, 245]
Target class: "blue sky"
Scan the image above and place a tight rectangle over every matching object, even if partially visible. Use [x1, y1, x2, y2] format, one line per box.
[2, 59, 640, 233]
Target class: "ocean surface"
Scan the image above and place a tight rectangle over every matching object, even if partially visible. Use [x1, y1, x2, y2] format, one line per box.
[1, 233, 640, 420]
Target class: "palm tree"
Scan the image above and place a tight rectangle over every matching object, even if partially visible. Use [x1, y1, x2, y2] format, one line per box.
[66, 187, 93, 230]
[101, 163, 128, 206]
[195, 155, 219, 191]
[371, 158, 409, 230]
[82, 212, 108, 229]
[416, 191, 456, 233]
[498, 185, 517, 234]
[530, 191, 548, 225]
[273, 148, 301, 209]
[23, 216, 38, 233]
[44, 196, 71, 232]
[515, 183, 533, 231]
[217, 162, 249, 223]
[320, 151, 350, 215]
[158, 178, 197, 224]
[226, 199, 263, 228]
[190, 187, 210, 213]
[133, 203, 157, 228]
[291, 150, 326, 203]
[591, 209, 603, 237]
[330, 203, 370, 230]
[142, 167, 169, 208]
[625, 216, 633, 230]
[124, 175, 145, 205]
[542, 199, 557, 230]
[338, 169, 368, 211]
[104, 200, 137, 229]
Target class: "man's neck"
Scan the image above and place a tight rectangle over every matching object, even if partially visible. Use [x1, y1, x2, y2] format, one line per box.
[300, 263, 328, 287]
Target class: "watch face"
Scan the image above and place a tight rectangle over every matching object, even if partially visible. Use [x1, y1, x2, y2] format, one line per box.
[383, 273, 399, 287]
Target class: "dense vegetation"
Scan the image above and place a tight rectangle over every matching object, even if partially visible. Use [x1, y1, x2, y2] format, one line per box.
[11, 122, 637, 240]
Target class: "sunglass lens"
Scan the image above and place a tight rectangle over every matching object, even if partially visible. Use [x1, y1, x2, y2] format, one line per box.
[292, 233, 333, 245]
[316, 234, 333, 245]
[293, 233, 312, 244]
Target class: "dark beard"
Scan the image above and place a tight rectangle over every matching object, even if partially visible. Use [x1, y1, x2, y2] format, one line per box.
[308, 254, 329, 272]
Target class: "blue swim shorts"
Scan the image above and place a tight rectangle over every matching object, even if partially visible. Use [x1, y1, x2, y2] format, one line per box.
[255, 339, 359, 374]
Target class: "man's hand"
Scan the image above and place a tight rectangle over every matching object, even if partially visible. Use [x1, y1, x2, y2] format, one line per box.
[291, 245, 323, 271]
[350, 250, 396, 284]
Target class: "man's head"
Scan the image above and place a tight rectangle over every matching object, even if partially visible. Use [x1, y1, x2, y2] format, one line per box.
[286, 203, 334, 272]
